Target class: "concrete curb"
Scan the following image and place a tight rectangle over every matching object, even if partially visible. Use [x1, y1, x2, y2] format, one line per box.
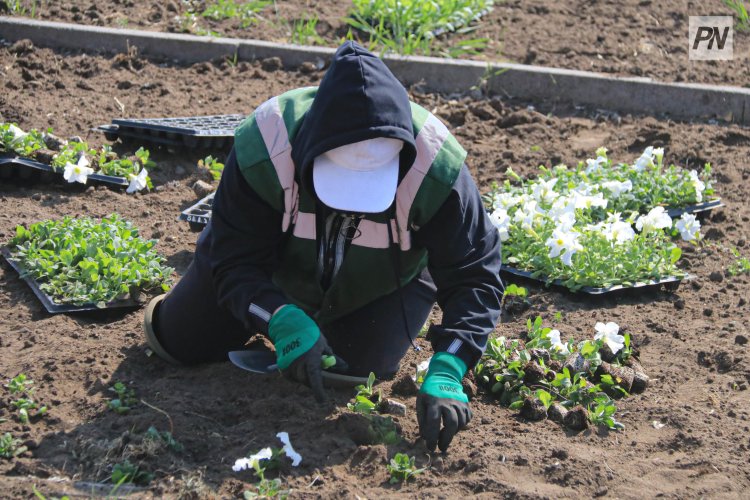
[2, 17, 749, 125]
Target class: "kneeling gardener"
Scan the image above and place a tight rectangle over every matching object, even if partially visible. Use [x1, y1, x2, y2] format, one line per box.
[143, 41, 503, 452]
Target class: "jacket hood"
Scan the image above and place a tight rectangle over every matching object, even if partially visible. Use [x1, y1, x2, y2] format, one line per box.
[291, 41, 417, 197]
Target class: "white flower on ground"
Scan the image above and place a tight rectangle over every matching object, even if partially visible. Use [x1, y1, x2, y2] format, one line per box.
[126, 168, 149, 194]
[63, 155, 94, 184]
[532, 177, 559, 204]
[688, 170, 705, 203]
[585, 156, 607, 174]
[675, 212, 701, 241]
[276, 432, 302, 467]
[604, 220, 636, 245]
[601, 179, 633, 199]
[546, 329, 569, 354]
[546, 227, 583, 266]
[489, 208, 511, 242]
[635, 206, 672, 234]
[413, 358, 431, 384]
[633, 146, 655, 172]
[232, 447, 273, 472]
[594, 322, 625, 354]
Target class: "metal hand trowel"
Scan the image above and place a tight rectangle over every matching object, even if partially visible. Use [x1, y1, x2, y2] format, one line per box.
[227, 350, 371, 387]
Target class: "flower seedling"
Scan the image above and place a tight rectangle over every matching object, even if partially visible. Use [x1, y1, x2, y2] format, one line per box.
[502, 283, 530, 315]
[9, 215, 173, 307]
[0, 433, 27, 459]
[144, 426, 183, 452]
[387, 453, 425, 484]
[347, 372, 381, 414]
[107, 382, 137, 414]
[198, 155, 225, 181]
[111, 460, 154, 486]
[728, 248, 750, 276]
[6, 374, 47, 424]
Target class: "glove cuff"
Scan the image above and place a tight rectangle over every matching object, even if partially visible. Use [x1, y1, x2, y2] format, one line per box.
[268, 304, 320, 370]
[420, 352, 468, 402]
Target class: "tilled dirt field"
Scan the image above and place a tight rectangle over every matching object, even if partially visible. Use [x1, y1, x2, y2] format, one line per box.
[5, 0, 750, 86]
[1, 40, 750, 498]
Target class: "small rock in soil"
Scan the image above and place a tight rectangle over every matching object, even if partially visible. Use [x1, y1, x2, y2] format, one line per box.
[703, 308, 713, 317]
[299, 61, 318, 74]
[514, 456, 529, 466]
[379, 399, 406, 416]
[673, 298, 685, 310]
[520, 397, 547, 421]
[551, 448, 569, 460]
[391, 372, 418, 396]
[563, 405, 589, 431]
[192, 180, 214, 198]
[736, 335, 748, 346]
[462, 374, 477, 400]
[714, 351, 735, 373]
[709, 271, 724, 282]
[594, 487, 609, 497]
[548, 403, 568, 424]
[31, 193, 42, 201]
[10, 39, 34, 55]
[261, 57, 282, 72]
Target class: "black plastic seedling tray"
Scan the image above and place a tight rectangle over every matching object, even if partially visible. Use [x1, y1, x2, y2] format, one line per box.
[1, 247, 141, 313]
[0, 156, 129, 188]
[500, 265, 689, 295]
[666, 198, 724, 218]
[96, 114, 244, 149]
[178, 192, 214, 231]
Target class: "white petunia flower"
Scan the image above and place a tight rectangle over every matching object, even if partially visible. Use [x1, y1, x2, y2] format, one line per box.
[532, 177, 559, 204]
[412, 358, 431, 384]
[546, 227, 583, 266]
[573, 192, 608, 211]
[585, 156, 607, 174]
[594, 321, 625, 354]
[276, 432, 302, 467]
[489, 208, 511, 242]
[513, 199, 543, 229]
[7, 124, 28, 145]
[688, 170, 705, 203]
[675, 212, 701, 241]
[635, 206, 672, 234]
[493, 192, 520, 210]
[601, 179, 633, 199]
[63, 155, 94, 184]
[633, 146, 655, 172]
[653, 147, 664, 166]
[126, 168, 149, 194]
[232, 447, 273, 472]
[546, 329, 569, 354]
[604, 220, 636, 245]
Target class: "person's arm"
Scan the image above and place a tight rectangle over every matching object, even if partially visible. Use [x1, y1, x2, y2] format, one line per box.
[208, 148, 289, 334]
[413, 165, 504, 452]
[414, 164, 504, 367]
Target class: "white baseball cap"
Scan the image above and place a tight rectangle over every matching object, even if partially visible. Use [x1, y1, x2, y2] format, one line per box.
[313, 137, 403, 213]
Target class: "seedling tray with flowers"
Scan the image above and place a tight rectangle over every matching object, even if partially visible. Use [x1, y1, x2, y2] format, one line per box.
[95, 114, 244, 149]
[178, 192, 215, 231]
[499, 265, 690, 295]
[3, 215, 173, 313]
[474, 316, 649, 431]
[487, 147, 710, 292]
[1, 123, 154, 193]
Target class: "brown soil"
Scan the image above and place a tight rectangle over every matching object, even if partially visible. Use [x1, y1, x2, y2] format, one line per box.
[5, 0, 750, 86]
[1, 37, 750, 499]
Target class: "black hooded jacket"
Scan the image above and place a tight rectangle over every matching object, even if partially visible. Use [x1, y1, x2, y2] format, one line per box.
[206, 42, 503, 369]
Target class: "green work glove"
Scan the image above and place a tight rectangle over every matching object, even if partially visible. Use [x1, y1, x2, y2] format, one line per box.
[417, 352, 472, 452]
[268, 304, 347, 402]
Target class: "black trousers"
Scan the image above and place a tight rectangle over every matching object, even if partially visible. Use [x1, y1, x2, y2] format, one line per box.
[153, 230, 437, 378]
